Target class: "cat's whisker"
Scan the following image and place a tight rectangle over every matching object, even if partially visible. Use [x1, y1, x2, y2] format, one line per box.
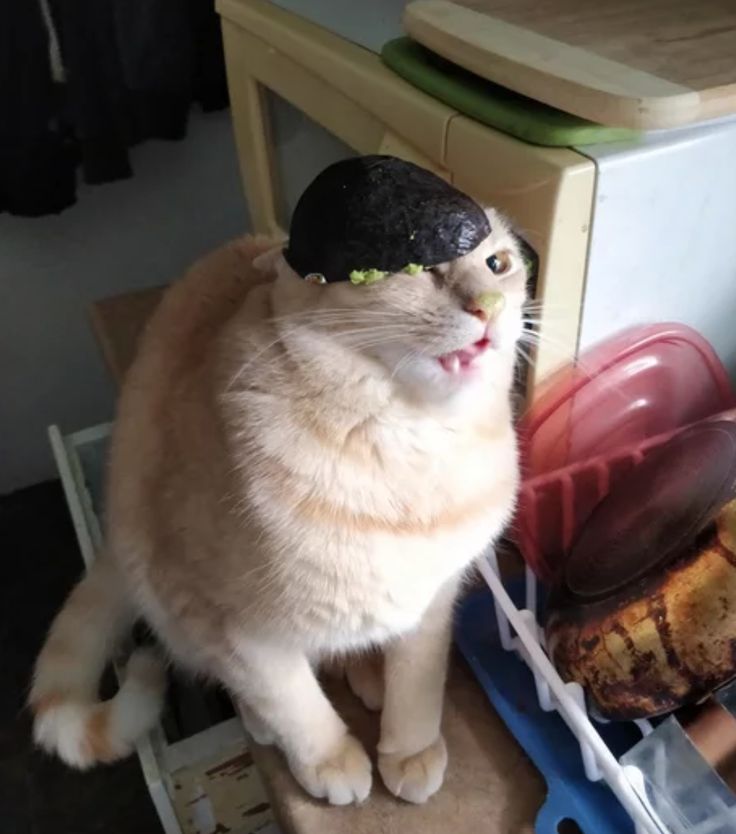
[329, 326, 411, 338]
[521, 323, 575, 342]
[522, 312, 573, 327]
[522, 325, 574, 341]
[519, 330, 592, 375]
[338, 326, 429, 340]
[268, 309, 407, 325]
[340, 337, 414, 353]
[522, 320, 572, 330]
[276, 322, 412, 342]
[518, 332, 632, 407]
[274, 317, 408, 329]
[522, 310, 574, 324]
[227, 333, 289, 391]
[523, 302, 570, 313]
[272, 325, 413, 347]
[520, 329, 577, 353]
[515, 342, 537, 370]
[232, 333, 416, 382]
[387, 335, 452, 380]
[271, 304, 407, 316]
[391, 343, 433, 381]
[390, 350, 415, 381]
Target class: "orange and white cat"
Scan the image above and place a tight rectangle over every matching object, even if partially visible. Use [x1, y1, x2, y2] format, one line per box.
[31, 211, 525, 805]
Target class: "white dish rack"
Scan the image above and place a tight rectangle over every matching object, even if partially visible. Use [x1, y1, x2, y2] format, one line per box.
[48, 423, 278, 834]
[481, 547, 679, 834]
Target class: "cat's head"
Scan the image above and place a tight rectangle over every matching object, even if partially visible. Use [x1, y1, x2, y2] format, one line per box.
[263, 209, 526, 405]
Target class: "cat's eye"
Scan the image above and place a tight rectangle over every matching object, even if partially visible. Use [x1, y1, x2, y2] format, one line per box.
[486, 251, 512, 276]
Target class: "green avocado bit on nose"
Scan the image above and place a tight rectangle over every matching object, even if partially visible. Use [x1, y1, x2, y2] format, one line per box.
[349, 268, 388, 286]
[404, 263, 424, 275]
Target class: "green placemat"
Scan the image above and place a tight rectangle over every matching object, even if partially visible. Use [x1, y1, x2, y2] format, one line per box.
[381, 37, 638, 147]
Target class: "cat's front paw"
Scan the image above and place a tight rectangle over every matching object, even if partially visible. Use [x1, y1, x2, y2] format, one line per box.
[290, 733, 372, 805]
[378, 735, 448, 804]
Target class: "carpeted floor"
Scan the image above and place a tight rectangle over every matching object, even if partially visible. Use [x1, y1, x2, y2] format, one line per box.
[0, 480, 163, 834]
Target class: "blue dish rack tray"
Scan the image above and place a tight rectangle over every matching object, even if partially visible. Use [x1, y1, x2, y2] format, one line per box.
[455, 552, 669, 834]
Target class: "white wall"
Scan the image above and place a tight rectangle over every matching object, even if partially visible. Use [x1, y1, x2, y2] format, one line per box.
[578, 119, 736, 374]
[0, 110, 249, 494]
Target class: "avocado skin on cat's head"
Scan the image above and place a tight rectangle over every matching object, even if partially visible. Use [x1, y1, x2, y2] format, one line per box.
[284, 156, 491, 284]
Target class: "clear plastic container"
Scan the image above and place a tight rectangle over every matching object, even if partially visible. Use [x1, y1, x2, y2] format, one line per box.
[621, 712, 736, 833]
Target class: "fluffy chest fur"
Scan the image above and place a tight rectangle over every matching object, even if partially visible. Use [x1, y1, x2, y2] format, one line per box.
[220, 330, 518, 653]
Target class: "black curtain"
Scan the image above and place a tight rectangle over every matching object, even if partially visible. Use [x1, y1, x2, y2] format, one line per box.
[0, 0, 229, 217]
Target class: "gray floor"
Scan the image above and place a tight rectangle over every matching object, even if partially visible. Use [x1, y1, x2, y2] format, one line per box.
[1, 481, 163, 834]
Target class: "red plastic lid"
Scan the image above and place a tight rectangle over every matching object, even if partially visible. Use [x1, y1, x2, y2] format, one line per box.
[520, 323, 735, 479]
[565, 420, 736, 599]
[515, 323, 736, 581]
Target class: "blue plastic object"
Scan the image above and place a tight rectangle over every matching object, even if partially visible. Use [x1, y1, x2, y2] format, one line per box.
[455, 587, 643, 834]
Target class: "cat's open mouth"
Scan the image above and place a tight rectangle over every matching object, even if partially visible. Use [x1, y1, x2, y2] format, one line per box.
[438, 337, 491, 374]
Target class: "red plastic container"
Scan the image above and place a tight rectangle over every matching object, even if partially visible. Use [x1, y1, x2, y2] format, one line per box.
[516, 323, 735, 581]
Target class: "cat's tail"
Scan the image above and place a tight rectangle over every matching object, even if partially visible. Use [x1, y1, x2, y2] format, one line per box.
[29, 556, 166, 769]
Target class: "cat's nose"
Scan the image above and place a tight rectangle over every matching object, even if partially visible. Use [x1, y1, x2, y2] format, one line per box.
[464, 291, 505, 323]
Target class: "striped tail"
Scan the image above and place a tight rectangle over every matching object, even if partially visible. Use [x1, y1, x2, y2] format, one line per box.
[30, 557, 166, 768]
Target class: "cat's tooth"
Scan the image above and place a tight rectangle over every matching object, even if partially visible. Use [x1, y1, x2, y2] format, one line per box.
[450, 354, 461, 374]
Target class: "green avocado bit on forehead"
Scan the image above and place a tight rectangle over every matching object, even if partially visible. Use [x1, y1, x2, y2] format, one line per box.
[349, 263, 425, 285]
[349, 268, 388, 286]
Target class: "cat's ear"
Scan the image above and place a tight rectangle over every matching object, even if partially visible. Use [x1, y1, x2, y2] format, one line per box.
[252, 244, 286, 274]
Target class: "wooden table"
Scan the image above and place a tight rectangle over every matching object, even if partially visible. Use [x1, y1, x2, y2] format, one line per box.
[90, 287, 544, 834]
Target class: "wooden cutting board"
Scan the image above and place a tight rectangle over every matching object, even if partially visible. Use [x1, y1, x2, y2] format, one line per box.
[404, 0, 736, 129]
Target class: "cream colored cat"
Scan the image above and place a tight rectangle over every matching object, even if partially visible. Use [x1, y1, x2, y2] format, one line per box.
[31, 211, 525, 805]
